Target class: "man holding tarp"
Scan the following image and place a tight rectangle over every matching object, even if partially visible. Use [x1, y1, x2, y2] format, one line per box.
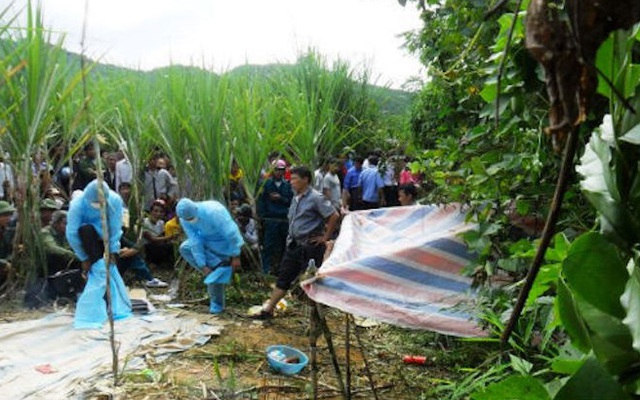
[252, 165, 339, 320]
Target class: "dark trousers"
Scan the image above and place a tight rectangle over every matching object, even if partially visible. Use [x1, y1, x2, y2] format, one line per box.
[361, 201, 380, 210]
[348, 188, 363, 211]
[118, 255, 153, 282]
[384, 185, 400, 207]
[276, 241, 325, 291]
[78, 224, 105, 265]
[261, 219, 288, 274]
[45, 253, 81, 276]
[144, 242, 174, 267]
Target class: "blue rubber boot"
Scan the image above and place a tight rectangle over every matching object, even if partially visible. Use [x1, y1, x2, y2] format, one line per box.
[74, 259, 108, 330]
[207, 283, 225, 314]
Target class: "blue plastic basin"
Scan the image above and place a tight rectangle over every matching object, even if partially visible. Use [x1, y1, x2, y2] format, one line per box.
[266, 345, 309, 375]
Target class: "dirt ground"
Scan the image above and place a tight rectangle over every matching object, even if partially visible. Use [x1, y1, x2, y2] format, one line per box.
[0, 270, 466, 400]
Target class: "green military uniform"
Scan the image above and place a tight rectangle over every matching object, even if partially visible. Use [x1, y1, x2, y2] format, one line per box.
[41, 224, 77, 269]
[0, 223, 15, 268]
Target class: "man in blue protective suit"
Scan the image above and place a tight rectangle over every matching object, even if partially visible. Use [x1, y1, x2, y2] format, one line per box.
[66, 179, 132, 329]
[177, 198, 243, 314]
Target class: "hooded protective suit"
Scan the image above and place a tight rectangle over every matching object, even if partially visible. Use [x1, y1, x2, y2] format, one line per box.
[66, 180, 132, 329]
[177, 199, 243, 313]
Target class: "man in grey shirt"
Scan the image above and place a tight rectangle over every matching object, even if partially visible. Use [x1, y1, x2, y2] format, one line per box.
[252, 165, 339, 319]
[143, 155, 176, 211]
[322, 158, 342, 211]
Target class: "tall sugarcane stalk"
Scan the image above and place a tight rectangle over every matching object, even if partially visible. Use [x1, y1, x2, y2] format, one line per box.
[0, 1, 84, 290]
[78, 0, 119, 385]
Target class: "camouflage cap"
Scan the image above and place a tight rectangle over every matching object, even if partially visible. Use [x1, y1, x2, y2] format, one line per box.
[39, 198, 59, 210]
[0, 200, 15, 215]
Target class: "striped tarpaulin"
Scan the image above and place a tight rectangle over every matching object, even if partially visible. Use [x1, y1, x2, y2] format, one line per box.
[301, 204, 486, 337]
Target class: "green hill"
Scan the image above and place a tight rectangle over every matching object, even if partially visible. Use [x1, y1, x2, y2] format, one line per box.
[60, 49, 413, 115]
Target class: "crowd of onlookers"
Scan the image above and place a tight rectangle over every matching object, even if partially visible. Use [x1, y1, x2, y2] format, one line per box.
[0, 144, 185, 305]
[0, 143, 423, 307]
[254, 149, 422, 275]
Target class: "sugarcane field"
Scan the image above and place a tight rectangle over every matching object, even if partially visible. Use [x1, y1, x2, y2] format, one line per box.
[2, 1, 640, 399]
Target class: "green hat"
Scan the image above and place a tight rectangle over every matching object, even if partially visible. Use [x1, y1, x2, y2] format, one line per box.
[0, 201, 15, 215]
[39, 198, 59, 210]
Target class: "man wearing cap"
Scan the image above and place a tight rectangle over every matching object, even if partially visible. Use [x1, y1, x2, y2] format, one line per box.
[0, 200, 16, 287]
[176, 198, 244, 314]
[259, 160, 293, 275]
[39, 198, 59, 227]
[41, 210, 80, 276]
[66, 179, 132, 329]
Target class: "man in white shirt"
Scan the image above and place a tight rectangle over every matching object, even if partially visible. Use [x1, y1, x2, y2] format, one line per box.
[313, 159, 329, 193]
[115, 156, 133, 194]
[0, 156, 14, 202]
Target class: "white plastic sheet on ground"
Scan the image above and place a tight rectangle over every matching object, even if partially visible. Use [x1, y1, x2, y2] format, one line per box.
[0, 311, 223, 399]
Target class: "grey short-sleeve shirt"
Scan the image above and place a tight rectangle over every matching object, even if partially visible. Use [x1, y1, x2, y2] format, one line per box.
[288, 187, 335, 242]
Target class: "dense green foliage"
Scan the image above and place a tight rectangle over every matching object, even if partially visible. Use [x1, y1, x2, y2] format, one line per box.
[401, 0, 640, 398]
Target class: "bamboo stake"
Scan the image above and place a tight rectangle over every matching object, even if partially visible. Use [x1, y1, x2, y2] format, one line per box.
[309, 296, 319, 400]
[315, 304, 348, 399]
[345, 313, 351, 400]
[79, 0, 119, 385]
[350, 315, 379, 400]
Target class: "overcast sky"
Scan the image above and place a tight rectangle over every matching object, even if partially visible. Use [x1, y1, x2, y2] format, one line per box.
[8, 0, 425, 89]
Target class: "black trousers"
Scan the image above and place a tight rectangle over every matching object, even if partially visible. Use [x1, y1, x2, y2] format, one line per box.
[78, 224, 105, 265]
[45, 253, 81, 276]
[276, 241, 325, 291]
[348, 188, 363, 211]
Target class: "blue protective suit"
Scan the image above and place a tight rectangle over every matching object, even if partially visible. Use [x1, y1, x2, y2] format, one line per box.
[66, 180, 132, 329]
[177, 199, 243, 313]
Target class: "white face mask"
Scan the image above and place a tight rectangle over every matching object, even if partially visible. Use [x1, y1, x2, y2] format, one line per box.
[90, 202, 101, 209]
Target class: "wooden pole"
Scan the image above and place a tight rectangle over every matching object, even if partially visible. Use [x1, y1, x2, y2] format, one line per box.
[345, 313, 352, 400]
[350, 315, 379, 400]
[309, 297, 319, 400]
[315, 304, 348, 399]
